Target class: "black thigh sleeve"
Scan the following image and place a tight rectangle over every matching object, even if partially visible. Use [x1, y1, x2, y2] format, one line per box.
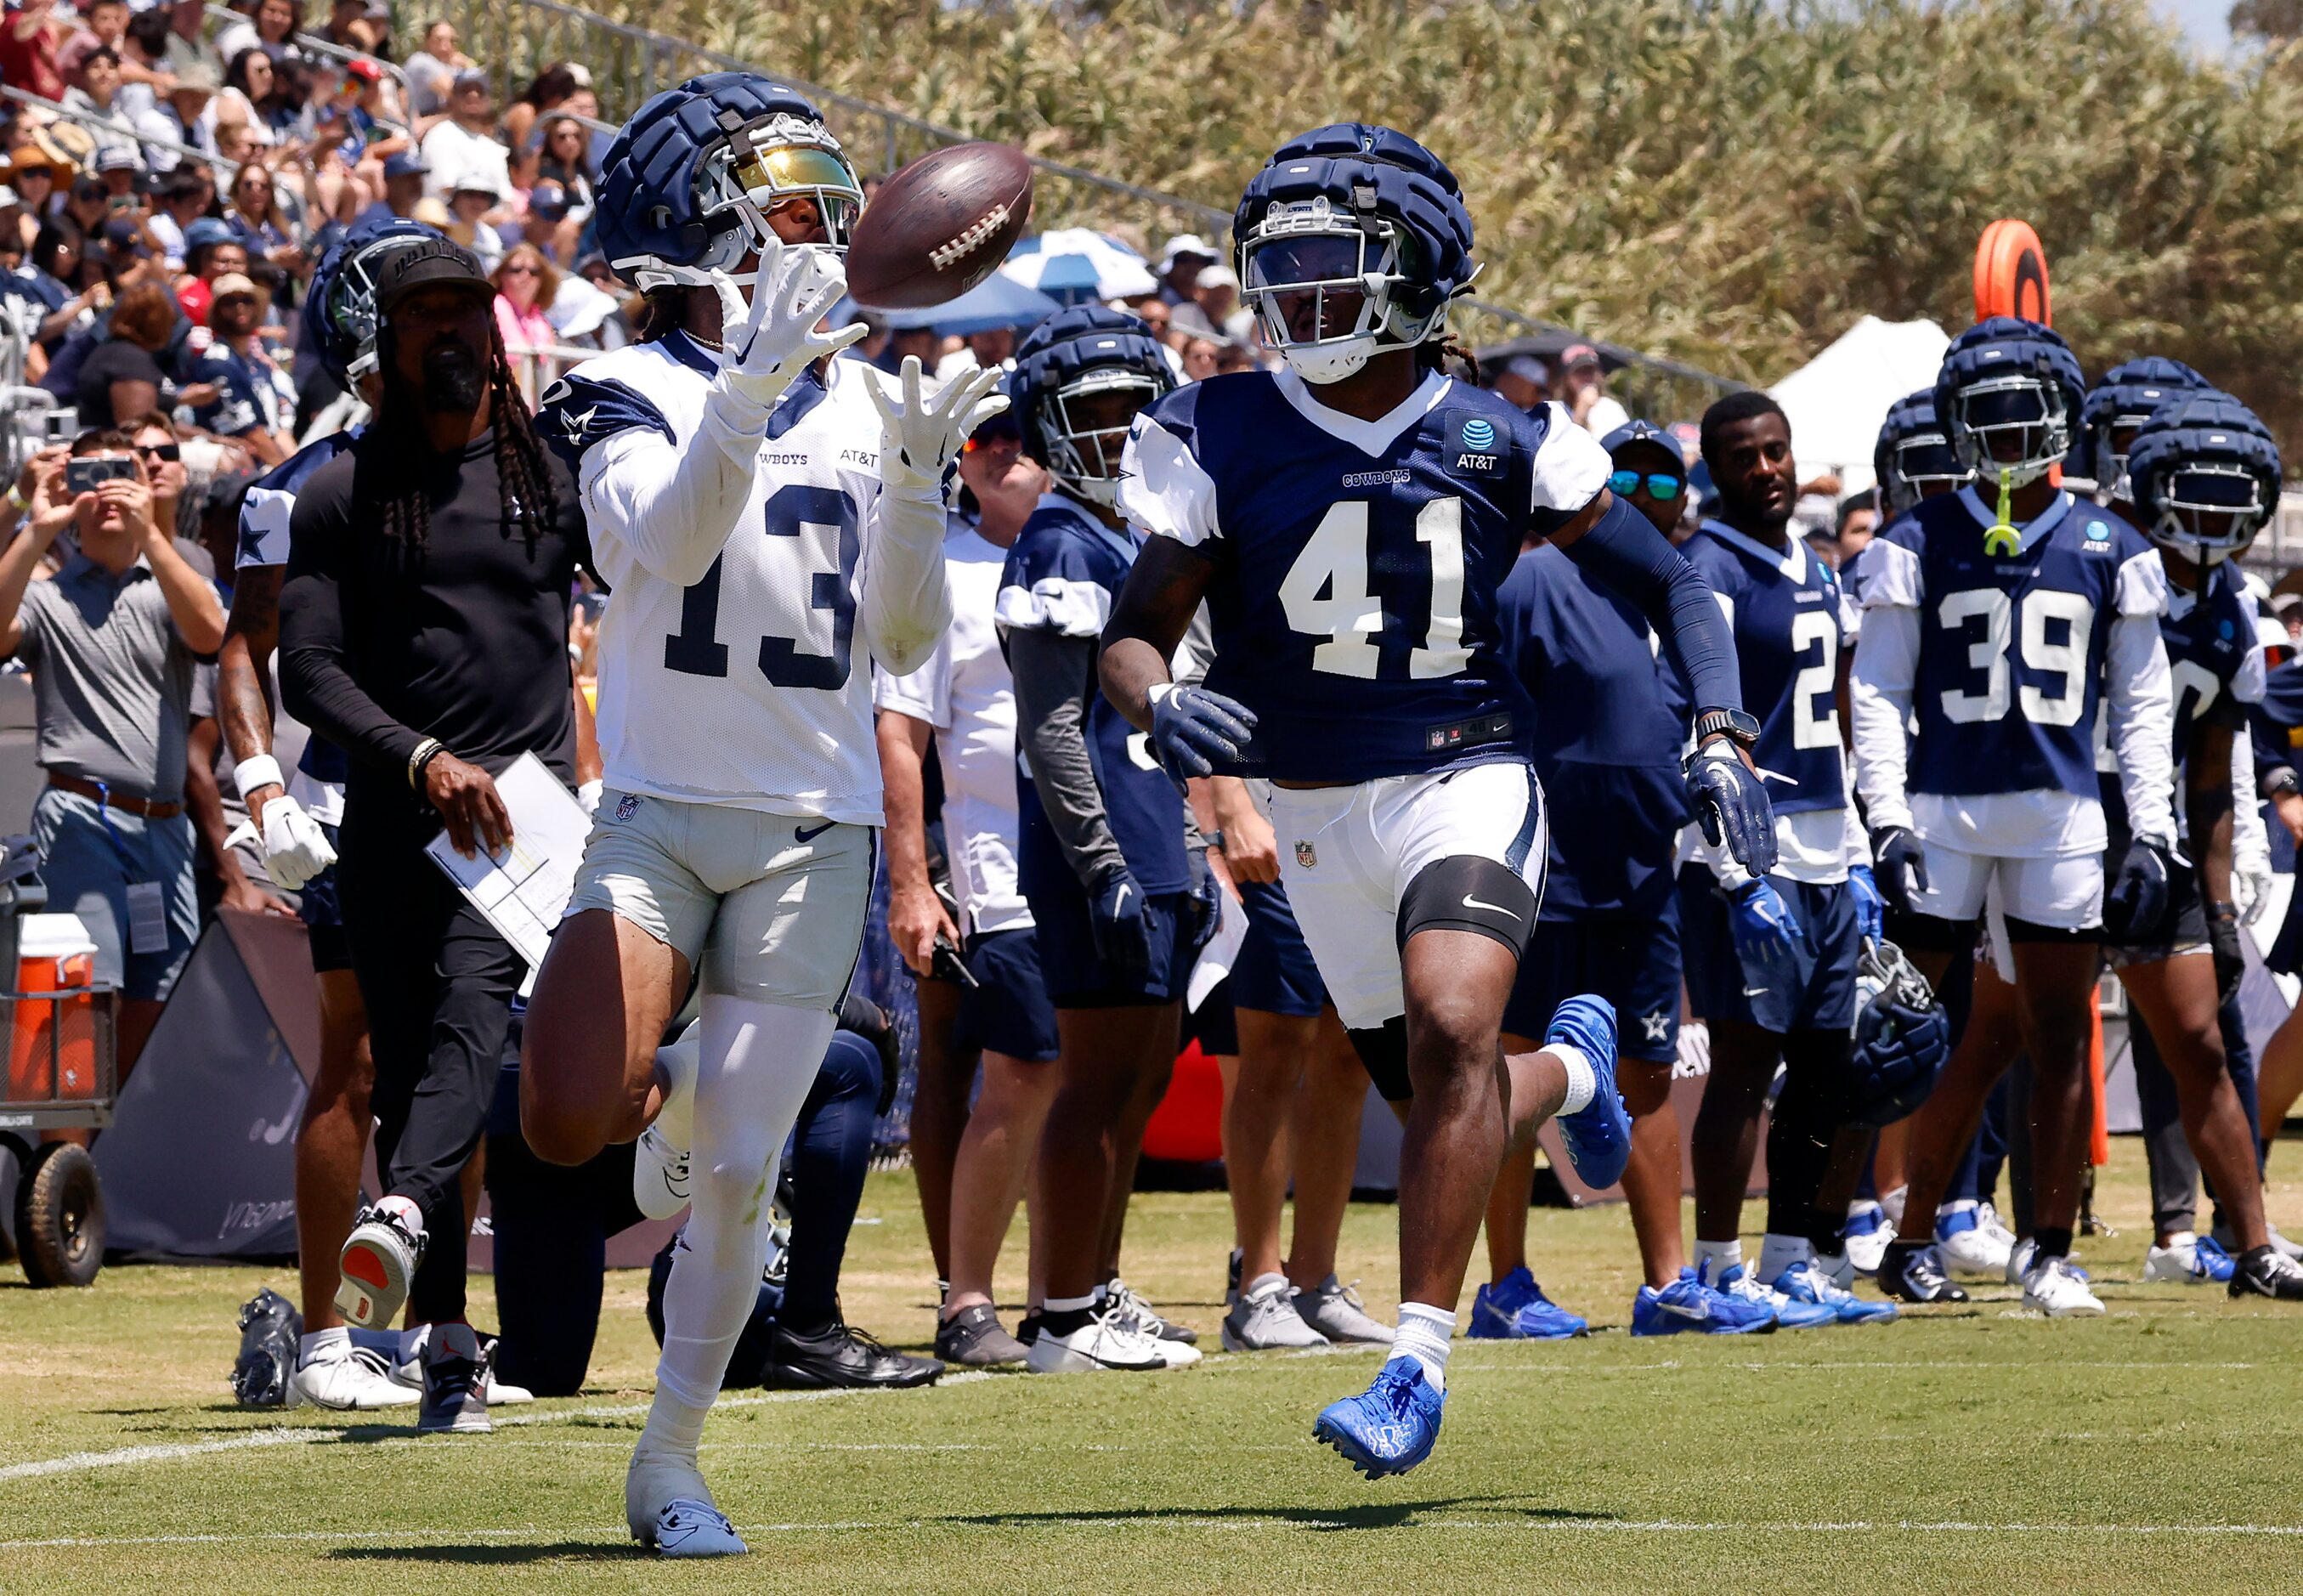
[1397, 855, 1538, 959]
[1347, 1016, 1413, 1102]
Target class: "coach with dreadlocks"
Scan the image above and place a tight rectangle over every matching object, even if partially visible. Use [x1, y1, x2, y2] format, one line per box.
[280, 236, 589, 1435]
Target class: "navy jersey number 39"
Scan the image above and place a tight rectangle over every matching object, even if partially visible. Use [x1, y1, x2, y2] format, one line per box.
[664, 484, 861, 689]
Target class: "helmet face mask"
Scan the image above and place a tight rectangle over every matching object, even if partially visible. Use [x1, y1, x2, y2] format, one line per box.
[693, 113, 863, 276]
[1037, 366, 1165, 507]
[1884, 430, 1967, 515]
[2148, 461, 2269, 567]
[1240, 200, 1436, 384]
[1948, 371, 2068, 488]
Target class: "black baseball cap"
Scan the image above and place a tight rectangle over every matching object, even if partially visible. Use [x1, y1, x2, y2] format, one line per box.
[375, 235, 492, 312]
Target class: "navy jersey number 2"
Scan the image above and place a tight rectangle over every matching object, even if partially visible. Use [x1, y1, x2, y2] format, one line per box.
[664, 484, 860, 689]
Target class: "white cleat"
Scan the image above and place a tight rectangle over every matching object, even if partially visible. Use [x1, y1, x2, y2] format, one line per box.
[290, 1330, 419, 1410]
[1842, 1201, 1892, 1276]
[2022, 1255, 2106, 1317]
[1934, 1202, 2015, 1278]
[336, 1202, 425, 1330]
[1222, 1274, 1329, 1351]
[2005, 1236, 2037, 1286]
[1025, 1302, 1173, 1373]
[628, 1451, 746, 1556]
[632, 1122, 693, 1221]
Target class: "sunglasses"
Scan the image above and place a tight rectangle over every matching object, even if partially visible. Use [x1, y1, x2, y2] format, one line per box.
[136, 443, 180, 463]
[963, 416, 1023, 453]
[1610, 468, 1685, 501]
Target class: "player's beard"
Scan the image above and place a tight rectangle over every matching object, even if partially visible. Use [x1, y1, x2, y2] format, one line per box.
[420, 336, 486, 412]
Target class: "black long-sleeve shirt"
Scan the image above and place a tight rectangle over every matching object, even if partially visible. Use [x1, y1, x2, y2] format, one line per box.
[279, 426, 588, 824]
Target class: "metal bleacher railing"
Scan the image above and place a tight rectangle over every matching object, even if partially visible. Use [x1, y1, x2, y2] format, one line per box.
[439, 0, 1746, 422]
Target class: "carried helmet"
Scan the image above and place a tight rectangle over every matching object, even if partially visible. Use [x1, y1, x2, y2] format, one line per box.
[1011, 304, 1174, 510]
[1872, 389, 1971, 518]
[1932, 317, 2085, 491]
[1841, 939, 1952, 1130]
[2077, 357, 2208, 504]
[1231, 123, 1476, 384]
[593, 71, 863, 299]
[2125, 390, 2282, 570]
[300, 216, 441, 383]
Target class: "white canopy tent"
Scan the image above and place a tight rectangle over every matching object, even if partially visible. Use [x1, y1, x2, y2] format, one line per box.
[1768, 315, 1951, 496]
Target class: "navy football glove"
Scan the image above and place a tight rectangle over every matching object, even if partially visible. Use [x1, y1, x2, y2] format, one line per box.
[1151, 684, 1256, 781]
[2208, 901, 2246, 1005]
[1726, 876, 1804, 966]
[1847, 863, 1887, 945]
[1869, 825, 1930, 918]
[1684, 744, 1778, 877]
[1089, 869, 1154, 989]
[2105, 837, 2174, 943]
[1182, 846, 1224, 960]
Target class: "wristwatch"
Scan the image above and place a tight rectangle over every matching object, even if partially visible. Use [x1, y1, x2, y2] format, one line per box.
[2266, 767, 2300, 801]
[1692, 709, 1762, 749]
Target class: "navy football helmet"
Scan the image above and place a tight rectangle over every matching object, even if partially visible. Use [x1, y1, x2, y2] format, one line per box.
[2126, 390, 2282, 569]
[301, 217, 440, 383]
[1932, 317, 2085, 491]
[1872, 389, 1970, 518]
[1011, 305, 1174, 509]
[593, 71, 863, 299]
[1842, 940, 1951, 1131]
[2077, 357, 2208, 504]
[1232, 123, 1477, 383]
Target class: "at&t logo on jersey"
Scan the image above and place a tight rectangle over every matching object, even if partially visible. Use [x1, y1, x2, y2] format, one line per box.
[2082, 518, 2115, 552]
[1453, 416, 1501, 475]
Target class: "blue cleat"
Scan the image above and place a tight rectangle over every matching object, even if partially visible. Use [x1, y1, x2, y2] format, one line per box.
[1468, 1265, 1588, 1339]
[1547, 995, 1630, 1189]
[1631, 1267, 1777, 1336]
[1774, 1259, 1898, 1325]
[1705, 1261, 1837, 1329]
[1312, 1356, 1445, 1479]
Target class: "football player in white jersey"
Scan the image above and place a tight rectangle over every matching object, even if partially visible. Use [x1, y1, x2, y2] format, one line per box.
[517, 74, 1004, 1557]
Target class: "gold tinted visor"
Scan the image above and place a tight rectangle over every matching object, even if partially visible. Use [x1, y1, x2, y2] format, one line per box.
[733, 144, 861, 207]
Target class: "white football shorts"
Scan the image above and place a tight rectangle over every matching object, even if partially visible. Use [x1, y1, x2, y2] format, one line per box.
[1259, 760, 1548, 1031]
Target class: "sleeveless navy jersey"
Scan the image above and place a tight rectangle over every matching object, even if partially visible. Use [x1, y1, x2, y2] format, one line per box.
[2160, 559, 2263, 752]
[1681, 521, 1847, 816]
[1497, 544, 1690, 918]
[1121, 371, 1612, 783]
[237, 429, 359, 788]
[997, 493, 1188, 896]
[1859, 487, 2159, 801]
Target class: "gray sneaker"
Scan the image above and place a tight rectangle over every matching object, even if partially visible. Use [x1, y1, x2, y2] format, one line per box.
[2215, 1220, 2303, 1262]
[1292, 1275, 1394, 1344]
[416, 1322, 490, 1435]
[1221, 1273, 1328, 1351]
[936, 1303, 1031, 1367]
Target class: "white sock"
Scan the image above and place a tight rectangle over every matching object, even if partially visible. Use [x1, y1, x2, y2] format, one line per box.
[297, 1325, 348, 1367]
[1550, 1044, 1596, 1116]
[1393, 1302, 1454, 1389]
[397, 1325, 427, 1366]
[1879, 1185, 1907, 1228]
[373, 1192, 423, 1234]
[652, 1021, 701, 1148]
[1693, 1237, 1742, 1286]
[642, 993, 835, 1463]
[1757, 1231, 1811, 1284]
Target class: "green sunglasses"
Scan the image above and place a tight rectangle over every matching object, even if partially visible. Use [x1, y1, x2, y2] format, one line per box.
[1610, 467, 1685, 501]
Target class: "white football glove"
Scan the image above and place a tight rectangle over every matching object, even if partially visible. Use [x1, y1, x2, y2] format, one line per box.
[257, 794, 337, 891]
[708, 246, 868, 418]
[866, 356, 1010, 500]
[2234, 843, 2277, 927]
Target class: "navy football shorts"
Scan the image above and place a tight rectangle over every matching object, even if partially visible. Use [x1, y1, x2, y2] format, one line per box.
[297, 823, 350, 974]
[1230, 878, 1327, 1018]
[952, 927, 1061, 1062]
[1502, 900, 1683, 1061]
[1028, 874, 1202, 1009]
[1678, 863, 1859, 1034]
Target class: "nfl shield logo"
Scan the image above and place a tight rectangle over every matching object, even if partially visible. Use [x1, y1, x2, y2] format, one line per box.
[1294, 840, 1317, 869]
[614, 794, 641, 823]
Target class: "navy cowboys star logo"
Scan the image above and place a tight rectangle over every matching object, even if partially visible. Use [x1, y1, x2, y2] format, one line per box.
[1294, 840, 1317, 869]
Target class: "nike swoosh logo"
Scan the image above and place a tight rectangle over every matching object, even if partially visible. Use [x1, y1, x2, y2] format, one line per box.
[795, 821, 837, 843]
[1742, 986, 1768, 996]
[1114, 883, 1133, 914]
[1657, 1299, 1710, 1321]
[1463, 894, 1520, 920]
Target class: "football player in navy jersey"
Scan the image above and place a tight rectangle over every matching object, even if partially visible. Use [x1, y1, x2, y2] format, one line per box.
[2076, 358, 2205, 507]
[996, 307, 1209, 1377]
[2098, 393, 2303, 1300]
[1100, 122, 1774, 1476]
[1678, 393, 1898, 1327]
[1485, 419, 1776, 1340]
[1852, 319, 2177, 1316]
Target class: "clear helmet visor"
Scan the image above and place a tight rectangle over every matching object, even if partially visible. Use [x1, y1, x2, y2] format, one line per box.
[1239, 203, 1433, 384]
[1952, 373, 2068, 486]
[2151, 462, 2269, 564]
[1040, 367, 1165, 507]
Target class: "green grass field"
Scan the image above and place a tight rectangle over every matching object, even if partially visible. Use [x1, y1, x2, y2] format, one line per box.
[4, 1141, 2302, 1594]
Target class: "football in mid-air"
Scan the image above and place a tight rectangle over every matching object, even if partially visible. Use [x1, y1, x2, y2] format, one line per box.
[846, 142, 1034, 310]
